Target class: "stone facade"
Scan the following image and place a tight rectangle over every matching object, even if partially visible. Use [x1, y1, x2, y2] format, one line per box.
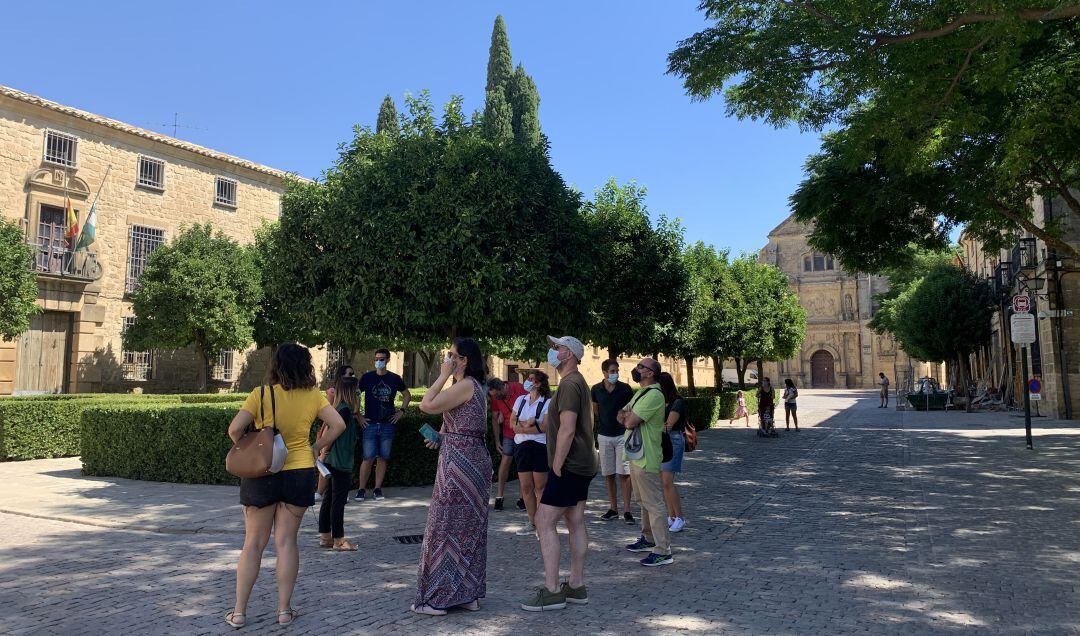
[757, 215, 938, 390]
[0, 85, 299, 394]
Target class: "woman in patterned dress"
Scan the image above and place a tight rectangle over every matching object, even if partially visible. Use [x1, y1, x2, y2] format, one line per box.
[412, 337, 493, 616]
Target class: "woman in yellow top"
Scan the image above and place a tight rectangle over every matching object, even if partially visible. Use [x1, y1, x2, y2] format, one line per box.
[225, 344, 345, 628]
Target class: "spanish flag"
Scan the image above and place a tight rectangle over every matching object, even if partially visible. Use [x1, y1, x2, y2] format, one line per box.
[64, 196, 78, 249]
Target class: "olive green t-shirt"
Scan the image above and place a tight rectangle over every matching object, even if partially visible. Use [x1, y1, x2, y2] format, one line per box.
[545, 370, 598, 477]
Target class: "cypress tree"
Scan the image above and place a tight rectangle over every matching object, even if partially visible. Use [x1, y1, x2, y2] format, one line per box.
[508, 65, 540, 146]
[483, 90, 514, 142]
[376, 95, 399, 135]
[486, 15, 513, 97]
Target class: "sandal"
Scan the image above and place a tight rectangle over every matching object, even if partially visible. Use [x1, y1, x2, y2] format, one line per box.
[410, 603, 447, 616]
[457, 599, 480, 611]
[278, 608, 299, 625]
[319, 533, 333, 549]
[332, 539, 358, 551]
[224, 612, 245, 628]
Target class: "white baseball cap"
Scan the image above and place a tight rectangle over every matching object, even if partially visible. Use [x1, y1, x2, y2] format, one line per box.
[547, 335, 585, 361]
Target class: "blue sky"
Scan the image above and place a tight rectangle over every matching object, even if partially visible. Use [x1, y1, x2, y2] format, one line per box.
[1, 1, 823, 256]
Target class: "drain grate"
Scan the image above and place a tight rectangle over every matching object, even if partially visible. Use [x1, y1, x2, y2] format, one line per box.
[393, 534, 425, 545]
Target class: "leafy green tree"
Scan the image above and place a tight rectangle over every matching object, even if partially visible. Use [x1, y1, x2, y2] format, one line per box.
[124, 224, 262, 391]
[676, 242, 742, 393]
[870, 246, 960, 337]
[888, 263, 996, 408]
[727, 257, 807, 389]
[251, 213, 323, 349]
[508, 65, 541, 146]
[486, 15, 513, 95]
[376, 95, 399, 136]
[482, 88, 514, 142]
[669, 2, 1080, 267]
[582, 179, 690, 359]
[0, 218, 40, 341]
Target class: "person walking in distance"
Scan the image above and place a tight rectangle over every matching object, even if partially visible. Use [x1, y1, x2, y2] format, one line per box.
[879, 372, 890, 408]
[658, 372, 686, 534]
[487, 377, 527, 511]
[783, 379, 799, 431]
[757, 377, 777, 436]
[317, 374, 361, 551]
[591, 359, 635, 524]
[510, 371, 553, 536]
[622, 358, 673, 566]
[355, 349, 410, 501]
[412, 339, 493, 615]
[225, 344, 346, 628]
[729, 390, 750, 427]
[521, 336, 598, 612]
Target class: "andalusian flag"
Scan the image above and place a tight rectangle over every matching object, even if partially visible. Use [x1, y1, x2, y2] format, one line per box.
[75, 201, 96, 251]
[64, 197, 79, 249]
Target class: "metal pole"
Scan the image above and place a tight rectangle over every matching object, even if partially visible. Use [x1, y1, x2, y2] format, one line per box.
[1023, 345, 1033, 450]
[1055, 266, 1073, 419]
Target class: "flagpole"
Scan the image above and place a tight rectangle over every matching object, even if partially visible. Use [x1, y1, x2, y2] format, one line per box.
[75, 164, 111, 248]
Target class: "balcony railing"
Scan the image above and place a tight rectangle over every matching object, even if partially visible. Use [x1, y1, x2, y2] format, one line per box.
[1010, 237, 1038, 276]
[27, 241, 102, 281]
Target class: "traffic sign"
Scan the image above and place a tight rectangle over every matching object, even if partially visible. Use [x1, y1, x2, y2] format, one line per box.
[1029, 378, 1041, 393]
[1011, 312, 1037, 344]
[1012, 294, 1031, 313]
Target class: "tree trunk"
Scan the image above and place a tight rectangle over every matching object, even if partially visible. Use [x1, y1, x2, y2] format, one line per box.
[652, 350, 660, 361]
[608, 346, 620, 361]
[735, 357, 747, 390]
[684, 355, 697, 396]
[417, 350, 438, 386]
[956, 352, 973, 413]
[195, 342, 209, 393]
[711, 355, 724, 388]
[756, 360, 765, 384]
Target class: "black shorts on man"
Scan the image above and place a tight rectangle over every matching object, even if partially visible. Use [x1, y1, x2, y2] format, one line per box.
[540, 469, 594, 508]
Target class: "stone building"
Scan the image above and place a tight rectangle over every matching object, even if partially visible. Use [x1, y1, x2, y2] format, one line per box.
[959, 193, 1079, 419]
[757, 215, 937, 389]
[0, 85, 294, 394]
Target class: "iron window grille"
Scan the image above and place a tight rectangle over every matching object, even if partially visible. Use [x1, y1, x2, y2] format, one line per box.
[125, 225, 166, 294]
[215, 177, 238, 207]
[43, 129, 78, 167]
[121, 317, 153, 381]
[137, 156, 165, 190]
[326, 346, 346, 375]
[211, 350, 236, 382]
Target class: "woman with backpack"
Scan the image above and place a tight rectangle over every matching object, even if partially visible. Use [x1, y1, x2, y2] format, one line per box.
[658, 373, 686, 533]
[509, 370, 552, 537]
[783, 378, 799, 431]
[317, 374, 361, 551]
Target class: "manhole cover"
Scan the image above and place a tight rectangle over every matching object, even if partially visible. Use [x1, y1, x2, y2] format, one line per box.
[393, 534, 425, 545]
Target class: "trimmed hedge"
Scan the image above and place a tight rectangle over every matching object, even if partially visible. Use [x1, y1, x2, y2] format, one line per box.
[682, 390, 758, 429]
[81, 403, 504, 487]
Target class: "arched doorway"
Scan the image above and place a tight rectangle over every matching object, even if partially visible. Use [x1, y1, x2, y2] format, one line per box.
[810, 350, 835, 388]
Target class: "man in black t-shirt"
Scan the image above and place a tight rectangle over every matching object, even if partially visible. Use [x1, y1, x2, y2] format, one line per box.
[354, 348, 410, 501]
[591, 359, 635, 523]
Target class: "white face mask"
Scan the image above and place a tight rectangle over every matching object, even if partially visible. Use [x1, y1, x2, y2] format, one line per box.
[547, 348, 562, 369]
[375, 360, 387, 370]
[607, 373, 619, 383]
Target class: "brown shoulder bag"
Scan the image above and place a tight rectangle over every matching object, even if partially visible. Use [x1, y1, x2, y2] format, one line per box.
[226, 385, 279, 478]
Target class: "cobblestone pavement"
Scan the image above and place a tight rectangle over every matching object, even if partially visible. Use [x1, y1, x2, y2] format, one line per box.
[1, 390, 1078, 635]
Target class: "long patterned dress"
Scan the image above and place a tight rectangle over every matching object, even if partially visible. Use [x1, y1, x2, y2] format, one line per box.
[414, 377, 493, 609]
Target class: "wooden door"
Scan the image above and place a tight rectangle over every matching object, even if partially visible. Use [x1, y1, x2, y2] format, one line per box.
[14, 312, 71, 394]
[810, 350, 835, 388]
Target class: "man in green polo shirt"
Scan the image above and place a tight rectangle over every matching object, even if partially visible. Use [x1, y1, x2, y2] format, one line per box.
[620, 357, 672, 566]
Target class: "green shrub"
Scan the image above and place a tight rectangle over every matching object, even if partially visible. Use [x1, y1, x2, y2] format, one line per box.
[176, 394, 247, 404]
[681, 391, 757, 429]
[80, 402, 505, 487]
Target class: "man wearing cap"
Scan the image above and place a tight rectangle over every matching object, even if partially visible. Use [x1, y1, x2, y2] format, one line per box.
[521, 335, 598, 612]
[621, 358, 673, 566]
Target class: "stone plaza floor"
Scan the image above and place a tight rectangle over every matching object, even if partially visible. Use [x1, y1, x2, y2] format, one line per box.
[0, 390, 1078, 635]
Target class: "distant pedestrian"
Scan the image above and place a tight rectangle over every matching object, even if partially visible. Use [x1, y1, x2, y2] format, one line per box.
[318, 374, 361, 551]
[879, 373, 890, 408]
[413, 338, 493, 615]
[510, 371, 552, 536]
[621, 358, 673, 566]
[355, 349, 410, 501]
[487, 377, 527, 511]
[226, 344, 346, 628]
[757, 377, 776, 436]
[729, 390, 750, 427]
[783, 379, 799, 431]
[521, 336, 598, 611]
[658, 372, 686, 533]
[591, 359, 635, 524]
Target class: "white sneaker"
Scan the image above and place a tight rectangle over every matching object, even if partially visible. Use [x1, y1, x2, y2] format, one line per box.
[516, 525, 536, 537]
[669, 517, 685, 533]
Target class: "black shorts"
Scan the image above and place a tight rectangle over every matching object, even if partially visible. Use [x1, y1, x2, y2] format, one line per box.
[540, 469, 594, 508]
[240, 468, 317, 508]
[785, 402, 797, 412]
[514, 440, 549, 473]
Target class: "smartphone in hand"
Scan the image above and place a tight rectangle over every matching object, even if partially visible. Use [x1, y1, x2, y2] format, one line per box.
[419, 424, 441, 445]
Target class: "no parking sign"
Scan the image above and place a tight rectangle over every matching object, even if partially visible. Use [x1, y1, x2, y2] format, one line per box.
[1029, 378, 1042, 401]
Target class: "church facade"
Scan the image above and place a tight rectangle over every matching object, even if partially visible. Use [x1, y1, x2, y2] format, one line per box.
[758, 215, 935, 390]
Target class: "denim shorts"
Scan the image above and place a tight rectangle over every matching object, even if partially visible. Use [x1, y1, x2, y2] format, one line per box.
[499, 436, 516, 457]
[362, 422, 395, 460]
[661, 430, 685, 473]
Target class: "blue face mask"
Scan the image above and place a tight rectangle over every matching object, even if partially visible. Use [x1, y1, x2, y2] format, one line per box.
[523, 380, 535, 392]
[607, 373, 619, 383]
[547, 348, 562, 369]
[375, 360, 387, 371]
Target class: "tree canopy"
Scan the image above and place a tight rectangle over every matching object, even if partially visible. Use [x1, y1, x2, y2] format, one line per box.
[0, 218, 40, 341]
[727, 256, 807, 387]
[124, 223, 262, 390]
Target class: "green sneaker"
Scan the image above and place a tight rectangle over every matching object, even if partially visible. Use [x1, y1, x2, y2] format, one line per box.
[521, 586, 567, 612]
[560, 582, 588, 605]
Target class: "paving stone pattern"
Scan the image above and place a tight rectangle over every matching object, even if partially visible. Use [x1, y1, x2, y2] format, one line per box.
[1, 390, 1078, 635]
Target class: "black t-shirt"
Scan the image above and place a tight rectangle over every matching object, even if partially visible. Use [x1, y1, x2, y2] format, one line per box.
[358, 371, 407, 423]
[590, 381, 634, 437]
[664, 398, 686, 432]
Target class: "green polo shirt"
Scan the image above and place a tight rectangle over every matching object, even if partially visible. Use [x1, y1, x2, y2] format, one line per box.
[625, 385, 665, 472]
